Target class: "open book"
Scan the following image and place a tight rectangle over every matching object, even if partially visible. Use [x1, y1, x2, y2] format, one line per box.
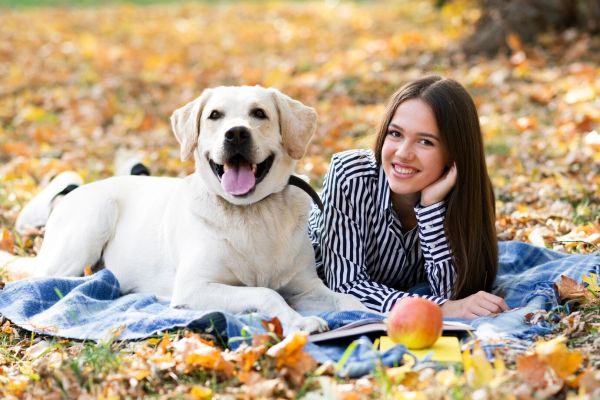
[309, 317, 472, 343]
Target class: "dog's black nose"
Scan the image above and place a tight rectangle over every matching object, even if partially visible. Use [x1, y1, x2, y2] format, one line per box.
[224, 126, 251, 146]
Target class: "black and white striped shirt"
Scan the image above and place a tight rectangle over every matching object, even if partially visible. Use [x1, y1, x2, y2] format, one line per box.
[308, 149, 456, 313]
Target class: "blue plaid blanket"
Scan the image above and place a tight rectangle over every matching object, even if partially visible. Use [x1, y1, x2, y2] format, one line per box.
[0, 241, 598, 378]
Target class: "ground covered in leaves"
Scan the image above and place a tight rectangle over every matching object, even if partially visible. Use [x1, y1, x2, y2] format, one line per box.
[0, 0, 599, 398]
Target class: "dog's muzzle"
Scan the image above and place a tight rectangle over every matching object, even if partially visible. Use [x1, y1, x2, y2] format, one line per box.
[208, 126, 275, 197]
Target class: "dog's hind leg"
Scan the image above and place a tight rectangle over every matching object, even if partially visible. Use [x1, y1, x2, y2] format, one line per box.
[32, 193, 119, 277]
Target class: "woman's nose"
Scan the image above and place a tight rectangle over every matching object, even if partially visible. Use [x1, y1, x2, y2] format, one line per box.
[395, 140, 415, 160]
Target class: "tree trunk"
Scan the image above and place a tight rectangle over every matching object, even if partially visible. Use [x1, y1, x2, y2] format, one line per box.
[462, 0, 600, 56]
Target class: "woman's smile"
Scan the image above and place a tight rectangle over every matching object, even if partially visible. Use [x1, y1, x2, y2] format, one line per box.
[392, 163, 419, 176]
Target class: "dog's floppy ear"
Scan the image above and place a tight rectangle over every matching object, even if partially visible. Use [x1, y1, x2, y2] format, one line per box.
[270, 89, 317, 160]
[170, 89, 213, 161]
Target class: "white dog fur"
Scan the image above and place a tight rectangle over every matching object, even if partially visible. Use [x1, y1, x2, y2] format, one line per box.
[1, 86, 367, 333]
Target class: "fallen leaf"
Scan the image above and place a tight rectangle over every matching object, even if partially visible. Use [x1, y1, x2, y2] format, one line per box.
[2, 320, 14, 335]
[261, 316, 284, 341]
[267, 331, 311, 368]
[171, 335, 234, 377]
[463, 341, 494, 387]
[581, 272, 599, 295]
[189, 385, 213, 400]
[238, 343, 266, 372]
[155, 332, 171, 355]
[266, 332, 316, 387]
[555, 275, 596, 304]
[0, 229, 14, 253]
[516, 353, 549, 388]
[535, 336, 583, 379]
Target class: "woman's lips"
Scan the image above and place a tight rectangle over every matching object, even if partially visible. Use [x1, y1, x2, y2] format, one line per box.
[392, 163, 418, 175]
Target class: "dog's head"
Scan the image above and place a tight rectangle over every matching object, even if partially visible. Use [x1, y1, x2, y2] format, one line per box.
[170, 85, 317, 205]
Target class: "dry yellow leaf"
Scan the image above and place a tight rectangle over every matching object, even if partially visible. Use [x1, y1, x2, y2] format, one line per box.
[2, 320, 14, 335]
[237, 344, 266, 372]
[159, 332, 170, 353]
[184, 347, 234, 377]
[386, 364, 414, 383]
[133, 368, 151, 381]
[170, 335, 234, 376]
[190, 385, 213, 400]
[535, 336, 583, 379]
[266, 331, 310, 368]
[463, 341, 494, 387]
[493, 349, 506, 376]
[581, 273, 599, 294]
[266, 331, 316, 387]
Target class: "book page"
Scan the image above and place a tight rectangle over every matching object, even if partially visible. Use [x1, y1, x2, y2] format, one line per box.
[309, 319, 472, 343]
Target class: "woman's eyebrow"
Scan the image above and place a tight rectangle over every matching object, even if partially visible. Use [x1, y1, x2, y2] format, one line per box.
[417, 132, 440, 141]
[388, 123, 440, 140]
[388, 123, 404, 132]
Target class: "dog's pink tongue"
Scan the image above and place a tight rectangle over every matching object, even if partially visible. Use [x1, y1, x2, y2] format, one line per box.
[221, 165, 256, 195]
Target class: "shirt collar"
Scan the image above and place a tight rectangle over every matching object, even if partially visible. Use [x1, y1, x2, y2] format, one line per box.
[377, 165, 394, 213]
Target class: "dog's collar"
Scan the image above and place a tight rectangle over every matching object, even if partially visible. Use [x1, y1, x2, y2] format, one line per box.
[287, 175, 324, 212]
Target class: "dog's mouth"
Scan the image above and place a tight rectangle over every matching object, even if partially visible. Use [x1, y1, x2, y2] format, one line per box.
[208, 154, 275, 197]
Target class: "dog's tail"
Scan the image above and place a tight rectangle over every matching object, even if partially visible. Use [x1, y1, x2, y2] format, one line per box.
[0, 251, 38, 280]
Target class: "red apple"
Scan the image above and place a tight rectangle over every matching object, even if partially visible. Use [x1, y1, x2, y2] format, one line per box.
[386, 297, 443, 349]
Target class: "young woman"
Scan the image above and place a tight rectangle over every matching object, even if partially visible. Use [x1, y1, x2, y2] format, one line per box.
[308, 75, 509, 319]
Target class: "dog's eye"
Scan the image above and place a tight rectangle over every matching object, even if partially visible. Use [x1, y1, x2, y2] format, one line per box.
[208, 110, 223, 120]
[250, 108, 268, 120]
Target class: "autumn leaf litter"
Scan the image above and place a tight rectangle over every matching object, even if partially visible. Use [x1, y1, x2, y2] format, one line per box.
[0, 1, 599, 398]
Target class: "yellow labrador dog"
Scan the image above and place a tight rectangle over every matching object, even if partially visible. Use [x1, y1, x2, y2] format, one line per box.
[2, 86, 366, 333]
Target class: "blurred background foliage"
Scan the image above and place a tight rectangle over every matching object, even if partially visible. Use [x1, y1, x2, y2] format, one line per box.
[0, 0, 599, 251]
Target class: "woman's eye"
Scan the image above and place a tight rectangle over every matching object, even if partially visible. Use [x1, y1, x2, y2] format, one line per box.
[387, 130, 401, 138]
[419, 139, 434, 146]
[250, 108, 268, 119]
[208, 110, 223, 120]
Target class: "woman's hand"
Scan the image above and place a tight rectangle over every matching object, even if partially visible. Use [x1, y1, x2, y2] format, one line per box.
[441, 291, 509, 319]
[420, 163, 457, 206]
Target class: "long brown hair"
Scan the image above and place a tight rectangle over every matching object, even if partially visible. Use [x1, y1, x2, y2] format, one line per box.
[374, 76, 497, 300]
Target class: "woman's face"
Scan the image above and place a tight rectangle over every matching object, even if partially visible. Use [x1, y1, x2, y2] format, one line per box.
[381, 99, 450, 199]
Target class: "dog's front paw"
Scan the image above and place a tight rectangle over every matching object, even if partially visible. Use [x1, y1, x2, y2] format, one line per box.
[290, 316, 328, 334]
[335, 293, 368, 311]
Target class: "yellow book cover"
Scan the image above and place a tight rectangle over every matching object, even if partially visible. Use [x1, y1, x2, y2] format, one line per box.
[379, 335, 462, 363]
[308, 319, 471, 343]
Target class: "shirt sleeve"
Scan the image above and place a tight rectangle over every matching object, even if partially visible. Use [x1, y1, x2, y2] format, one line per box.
[414, 201, 456, 299]
[318, 155, 447, 313]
